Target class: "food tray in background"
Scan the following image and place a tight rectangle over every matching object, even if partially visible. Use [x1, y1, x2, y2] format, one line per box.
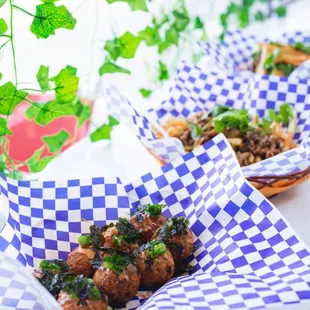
[1, 133, 310, 309]
[106, 81, 310, 198]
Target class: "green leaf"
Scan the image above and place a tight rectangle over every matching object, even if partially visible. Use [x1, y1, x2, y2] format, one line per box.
[172, 10, 190, 32]
[165, 26, 179, 45]
[0, 0, 7, 8]
[76, 104, 92, 128]
[42, 129, 70, 152]
[26, 148, 56, 173]
[90, 115, 119, 142]
[158, 42, 170, 54]
[194, 16, 204, 29]
[138, 26, 160, 46]
[188, 122, 202, 139]
[25, 103, 43, 120]
[0, 73, 2, 80]
[139, 88, 152, 98]
[213, 109, 252, 133]
[119, 31, 141, 59]
[52, 68, 79, 103]
[268, 103, 293, 124]
[30, 3, 73, 39]
[255, 11, 264, 21]
[56, 5, 76, 30]
[0, 18, 8, 34]
[35, 100, 78, 125]
[146, 241, 166, 259]
[0, 118, 12, 136]
[36, 65, 49, 91]
[0, 82, 28, 115]
[275, 63, 297, 76]
[238, 7, 250, 28]
[275, 6, 286, 17]
[259, 118, 272, 135]
[106, 0, 148, 12]
[263, 48, 280, 74]
[158, 61, 169, 81]
[99, 62, 130, 75]
[65, 65, 77, 75]
[293, 42, 310, 55]
[104, 38, 121, 61]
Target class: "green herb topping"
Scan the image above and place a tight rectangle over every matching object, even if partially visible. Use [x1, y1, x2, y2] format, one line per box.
[112, 235, 123, 246]
[104, 253, 129, 273]
[78, 225, 104, 249]
[116, 218, 141, 244]
[188, 122, 203, 139]
[293, 42, 310, 55]
[268, 103, 293, 124]
[263, 48, 280, 74]
[63, 275, 101, 302]
[211, 105, 233, 117]
[157, 217, 189, 242]
[40, 259, 69, 273]
[145, 203, 163, 217]
[145, 241, 166, 259]
[213, 109, 252, 133]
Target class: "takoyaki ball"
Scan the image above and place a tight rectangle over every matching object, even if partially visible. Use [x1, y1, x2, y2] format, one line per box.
[58, 292, 108, 310]
[136, 241, 175, 287]
[58, 276, 108, 310]
[93, 254, 140, 305]
[102, 218, 142, 252]
[129, 204, 167, 240]
[67, 246, 96, 277]
[153, 217, 194, 261]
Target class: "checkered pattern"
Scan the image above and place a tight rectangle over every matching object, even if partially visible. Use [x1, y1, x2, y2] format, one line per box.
[200, 27, 310, 79]
[0, 251, 61, 310]
[1, 134, 310, 309]
[145, 61, 310, 177]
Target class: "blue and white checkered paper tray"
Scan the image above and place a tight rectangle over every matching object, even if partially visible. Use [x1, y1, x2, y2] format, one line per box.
[106, 82, 310, 183]
[1, 133, 310, 309]
[200, 28, 310, 81]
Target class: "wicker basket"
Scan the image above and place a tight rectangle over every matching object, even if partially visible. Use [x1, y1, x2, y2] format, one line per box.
[146, 147, 310, 198]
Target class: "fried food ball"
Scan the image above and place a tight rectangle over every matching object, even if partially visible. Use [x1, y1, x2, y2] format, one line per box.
[129, 204, 166, 240]
[58, 292, 108, 310]
[103, 219, 141, 252]
[67, 246, 96, 277]
[153, 217, 194, 261]
[136, 241, 175, 287]
[93, 254, 140, 306]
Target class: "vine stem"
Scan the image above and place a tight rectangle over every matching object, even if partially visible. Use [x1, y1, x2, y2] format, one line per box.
[0, 39, 11, 51]
[12, 5, 38, 18]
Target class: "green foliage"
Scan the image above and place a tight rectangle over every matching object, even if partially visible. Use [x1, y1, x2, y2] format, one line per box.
[30, 3, 75, 39]
[0, 82, 28, 115]
[90, 115, 119, 142]
[104, 31, 141, 61]
[56, 5, 76, 30]
[138, 26, 160, 46]
[275, 6, 286, 17]
[0, 0, 7, 8]
[255, 11, 264, 21]
[165, 26, 179, 45]
[194, 16, 204, 29]
[99, 62, 130, 75]
[0, 118, 11, 136]
[158, 61, 169, 81]
[26, 148, 56, 173]
[139, 88, 152, 98]
[52, 68, 79, 103]
[106, 0, 148, 12]
[42, 129, 70, 153]
[0, 18, 8, 34]
[36, 65, 50, 91]
[76, 104, 92, 128]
